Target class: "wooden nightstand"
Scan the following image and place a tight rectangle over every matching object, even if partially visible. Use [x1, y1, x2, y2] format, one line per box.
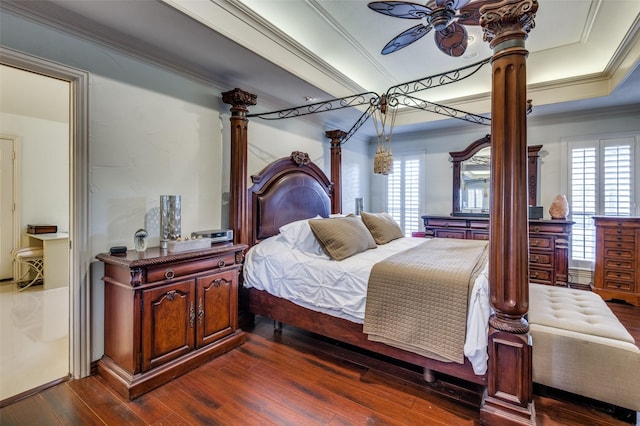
[96, 243, 247, 399]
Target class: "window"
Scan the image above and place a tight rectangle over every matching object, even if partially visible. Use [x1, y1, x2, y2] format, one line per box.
[568, 135, 637, 267]
[387, 154, 422, 235]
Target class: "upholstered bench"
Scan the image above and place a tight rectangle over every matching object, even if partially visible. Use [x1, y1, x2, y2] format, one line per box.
[529, 284, 640, 415]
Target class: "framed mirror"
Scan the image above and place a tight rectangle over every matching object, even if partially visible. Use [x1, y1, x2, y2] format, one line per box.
[451, 135, 542, 216]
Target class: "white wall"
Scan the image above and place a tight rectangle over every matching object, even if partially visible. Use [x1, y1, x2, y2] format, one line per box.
[0, 112, 69, 240]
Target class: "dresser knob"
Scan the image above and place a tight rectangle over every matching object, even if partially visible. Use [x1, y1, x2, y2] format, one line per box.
[217, 259, 225, 268]
[534, 227, 540, 232]
[617, 243, 622, 247]
[164, 268, 175, 279]
[617, 262, 621, 266]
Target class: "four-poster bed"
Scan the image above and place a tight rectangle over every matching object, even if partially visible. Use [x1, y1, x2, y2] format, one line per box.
[223, 1, 539, 424]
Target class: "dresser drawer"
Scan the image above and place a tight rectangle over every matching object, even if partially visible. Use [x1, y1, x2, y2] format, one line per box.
[604, 269, 635, 283]
[529, 236, 553, 250]
[603, 230, 636, 242]
[529, 252, 553, 266]
[147, 254, 236, 282]
[604, 280, 635, 292]
[529, 223, 569, 234]
[427, 218, 467, 228]
[434, 230, 466, 239]
[604, 259, 634, 270]
[604, 248, 634, 259]
[604, 240, 636, 251]
[529, 268, 552, 284]
[469, 230, 489, 240]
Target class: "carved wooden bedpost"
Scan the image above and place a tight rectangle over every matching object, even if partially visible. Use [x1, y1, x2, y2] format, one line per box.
[222, 88, 257, 247]
[479, 1, 538, 425]
[325, 130, 346, 214]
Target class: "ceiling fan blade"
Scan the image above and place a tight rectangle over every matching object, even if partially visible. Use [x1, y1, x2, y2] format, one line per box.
[381, 23, 433, 54]
[456, 0, 494, 26]
[435, 22, 468, 57]
[435, 0, 471, 9]
[368, 1, 432, 19]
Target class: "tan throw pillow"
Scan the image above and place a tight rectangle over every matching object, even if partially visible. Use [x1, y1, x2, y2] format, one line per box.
[360, 211, 404, 244]
[308, 216, 376, 260]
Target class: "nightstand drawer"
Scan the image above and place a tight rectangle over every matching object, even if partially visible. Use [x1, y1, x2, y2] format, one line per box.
[147, 254, 236, 282]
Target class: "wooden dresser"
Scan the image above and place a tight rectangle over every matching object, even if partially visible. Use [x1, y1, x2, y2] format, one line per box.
[96, 243, 247, 399]
[593, 216, 640, 306]
[422, 215, 574, 287]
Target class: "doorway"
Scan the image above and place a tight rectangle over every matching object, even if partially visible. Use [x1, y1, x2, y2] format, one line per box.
[0, 47, 90, 405]
[0, 135, 18, 281]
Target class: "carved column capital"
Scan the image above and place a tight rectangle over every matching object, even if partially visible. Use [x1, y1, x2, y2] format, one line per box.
[325, 130, 347, 147]
[222, 88, 257, 114]
[481, 0, 538, 48]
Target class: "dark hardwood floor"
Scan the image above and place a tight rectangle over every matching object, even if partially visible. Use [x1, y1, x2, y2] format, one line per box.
[1, 301, 638, 425]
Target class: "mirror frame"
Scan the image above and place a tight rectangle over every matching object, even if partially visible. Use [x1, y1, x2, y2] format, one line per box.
[450, 134, 542, 216]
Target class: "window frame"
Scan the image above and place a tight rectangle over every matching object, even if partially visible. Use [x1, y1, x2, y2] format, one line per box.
[565, 132, 640, 269]
[385, 151, 426, 236]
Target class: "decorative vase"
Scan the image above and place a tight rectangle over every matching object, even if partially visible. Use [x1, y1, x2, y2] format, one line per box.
[549, 194, 569, 220]
[160, 195, 181, 248]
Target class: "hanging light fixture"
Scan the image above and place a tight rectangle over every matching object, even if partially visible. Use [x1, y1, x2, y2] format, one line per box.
[372, 94, 397, 175]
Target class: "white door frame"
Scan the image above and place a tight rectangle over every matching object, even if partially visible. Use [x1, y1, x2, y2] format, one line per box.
[0, 135, 20, 281]
[0, 47, 91, 379]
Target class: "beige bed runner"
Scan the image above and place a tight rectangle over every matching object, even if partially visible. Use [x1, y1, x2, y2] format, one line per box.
[363, 238, 489, 364]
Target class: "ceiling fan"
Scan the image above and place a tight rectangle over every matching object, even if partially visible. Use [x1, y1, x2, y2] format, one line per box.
[368, 0, 492, 57]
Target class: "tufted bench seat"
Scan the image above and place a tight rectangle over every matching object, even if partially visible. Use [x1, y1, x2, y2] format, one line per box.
[529, 283, 640, 414]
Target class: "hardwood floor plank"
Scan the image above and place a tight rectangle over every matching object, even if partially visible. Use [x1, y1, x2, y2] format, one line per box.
[67, 376, 146, 425]
[172, 367, 277, 426]
[317, 374, 449, 425]
[92, 374, 174, 424]
[149, 379, 228, 425]
[215, 362, 331, 425]
[39, 382, 105, 425]
[247, 359, 391, 425]
[0, 395, 61, 425]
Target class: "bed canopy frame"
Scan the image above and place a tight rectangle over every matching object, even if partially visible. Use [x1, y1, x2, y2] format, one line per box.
[222, 1, 539, 424]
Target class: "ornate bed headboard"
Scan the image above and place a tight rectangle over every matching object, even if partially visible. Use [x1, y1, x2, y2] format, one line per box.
[247, 151, 333, 246]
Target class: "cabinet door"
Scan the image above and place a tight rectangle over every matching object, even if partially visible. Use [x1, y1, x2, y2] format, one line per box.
[142, 279, 196, 371]
[196, 269, 237, 348]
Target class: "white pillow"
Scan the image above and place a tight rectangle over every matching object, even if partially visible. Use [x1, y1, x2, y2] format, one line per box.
[278, 216, 327, 257]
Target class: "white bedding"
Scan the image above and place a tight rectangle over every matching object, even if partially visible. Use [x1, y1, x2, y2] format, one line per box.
[243, 235, 490, 374]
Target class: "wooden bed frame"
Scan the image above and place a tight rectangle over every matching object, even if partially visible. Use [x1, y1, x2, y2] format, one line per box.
[223, 2, 539, 424]
[245, 152, 485, 385]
